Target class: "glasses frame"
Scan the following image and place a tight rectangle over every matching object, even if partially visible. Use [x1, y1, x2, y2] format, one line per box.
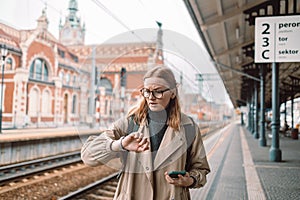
[140, 88, 171, 99]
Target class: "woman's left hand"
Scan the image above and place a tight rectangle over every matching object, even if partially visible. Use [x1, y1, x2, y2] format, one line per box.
[164, 171, 194, 187]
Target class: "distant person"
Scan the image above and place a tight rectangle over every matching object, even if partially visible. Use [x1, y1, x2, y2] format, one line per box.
[81, 65, 210, 200]
[283, 121, 289, 131]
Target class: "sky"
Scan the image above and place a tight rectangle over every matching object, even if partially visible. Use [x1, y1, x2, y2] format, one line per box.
[0, 0, 232, 107]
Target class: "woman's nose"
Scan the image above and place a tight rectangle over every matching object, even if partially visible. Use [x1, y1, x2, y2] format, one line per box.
[149, 92, 156, 99]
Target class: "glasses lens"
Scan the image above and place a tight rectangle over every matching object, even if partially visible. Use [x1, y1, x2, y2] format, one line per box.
[141, 89, 150, 97]
[152, 91, 163, 98]
[141, 88, 169, 99]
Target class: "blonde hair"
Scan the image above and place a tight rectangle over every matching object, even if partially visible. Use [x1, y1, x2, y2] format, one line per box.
[127, 66, 181, 131]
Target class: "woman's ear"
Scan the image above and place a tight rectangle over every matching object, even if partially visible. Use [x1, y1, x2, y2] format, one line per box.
[171, 93, 176, 99]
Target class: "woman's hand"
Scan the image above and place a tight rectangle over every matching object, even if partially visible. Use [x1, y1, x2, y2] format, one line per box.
[122, 132, 149, 152]
[164, 171, 194, 187]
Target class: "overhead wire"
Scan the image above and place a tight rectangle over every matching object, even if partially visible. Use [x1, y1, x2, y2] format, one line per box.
[90, 0, 147, 43]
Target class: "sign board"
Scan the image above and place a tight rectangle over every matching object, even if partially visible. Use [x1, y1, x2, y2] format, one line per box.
[255, 15, 300, 63]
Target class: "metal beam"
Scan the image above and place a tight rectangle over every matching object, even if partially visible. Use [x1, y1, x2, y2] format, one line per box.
[214, 40, 254, 59]
[213, 61, 260, 82]
[200, 0, 268, 28]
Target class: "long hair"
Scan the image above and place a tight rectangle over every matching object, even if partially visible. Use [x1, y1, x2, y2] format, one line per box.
[127, 88, 181, 131]
[128, 65, 181, 130]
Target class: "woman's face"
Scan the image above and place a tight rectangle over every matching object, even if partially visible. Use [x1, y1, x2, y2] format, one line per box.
[142, 83, 174, 112]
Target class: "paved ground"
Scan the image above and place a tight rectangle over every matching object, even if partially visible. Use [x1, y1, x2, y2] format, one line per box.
[190, 122, 300, 200]
[1, 122, 299, 199]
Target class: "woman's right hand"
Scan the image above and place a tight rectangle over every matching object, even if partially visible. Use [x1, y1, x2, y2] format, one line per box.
[122, 132, 149, 152]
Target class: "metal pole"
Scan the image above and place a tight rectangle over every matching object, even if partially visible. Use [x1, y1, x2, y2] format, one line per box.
[260, 65, 266, 146]
[241, 112, 244, 125]
[247, 100, 251, 131]
[269, 62, 282, 162]
[0, 59, 4, 133]
[250, 94, 254, 134]
[291, 94, 294, 129]
[88, 46, 96, 128]
[254, 81, 259, 139]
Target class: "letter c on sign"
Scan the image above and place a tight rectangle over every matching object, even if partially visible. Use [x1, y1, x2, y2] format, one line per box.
[262, 50, 269, 59]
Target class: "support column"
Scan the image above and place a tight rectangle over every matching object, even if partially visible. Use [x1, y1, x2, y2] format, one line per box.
[251, 92, 255, 134]
[254, 81, 259, 138]
[284, 101, 287, 124]
[259, 66, 266, 146]
[247, 100, 251, 130]
[291, 94, 294, 128]
[269, 63, 282, 162]
[241, 112, 244, 125]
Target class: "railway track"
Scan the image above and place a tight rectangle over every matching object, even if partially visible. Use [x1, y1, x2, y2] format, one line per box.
[59, 172, 119, 200]
[0, 151, 81, 186]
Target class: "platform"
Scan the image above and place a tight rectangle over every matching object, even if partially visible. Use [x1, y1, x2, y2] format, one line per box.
[190, 122, 300, 200]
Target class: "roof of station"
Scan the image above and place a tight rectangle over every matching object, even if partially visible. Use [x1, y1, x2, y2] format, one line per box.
[183, 0, 300, 108]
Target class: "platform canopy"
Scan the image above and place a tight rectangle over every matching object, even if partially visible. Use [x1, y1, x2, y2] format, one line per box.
[184, 0, 300, 108]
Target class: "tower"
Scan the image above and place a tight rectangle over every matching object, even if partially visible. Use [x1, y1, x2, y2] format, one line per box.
[59, 0, 85, 46]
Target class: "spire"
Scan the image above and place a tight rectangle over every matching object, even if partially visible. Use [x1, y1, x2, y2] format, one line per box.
[147, 22, 164, 69]
[67, 0, 80, 28]
[37, 4, 49, 31]
[155, 21, 163, 51]
[59, 0, 85, 45]
[69, 0, 78, 12]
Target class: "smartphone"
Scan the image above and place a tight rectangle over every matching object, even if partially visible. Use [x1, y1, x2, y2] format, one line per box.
[168, 170, 186, 178]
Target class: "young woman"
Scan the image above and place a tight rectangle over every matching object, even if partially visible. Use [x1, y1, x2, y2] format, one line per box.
[81, 65, 210, 200]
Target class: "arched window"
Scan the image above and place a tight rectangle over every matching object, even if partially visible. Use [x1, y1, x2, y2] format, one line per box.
[44, 66, 48, 81]
[66, 74, 70, 85]
[5, 58, 13, 70]
[42, 90, 51, 115]
[29, 88, 39, 116]
[99, 77, 113, 95]
[73, 75, 76, 86]
[29, 58, 49, 81]
[59, 71, 64, 83]
[72, 95, 77, 114]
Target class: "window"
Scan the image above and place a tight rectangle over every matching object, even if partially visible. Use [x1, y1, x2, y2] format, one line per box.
[73, 75, 76, 86]
[42, 90, 51, 115]
[5, 58, 13, 70]
[29, 58, 49, 81]
[58, 49, 65, 58]
[29, 88, 39, 115]
[66, 74, 70, 85]
[69, 53, 78, 63]
[59, 71, 64, 83]
[72, 95, 77, 114]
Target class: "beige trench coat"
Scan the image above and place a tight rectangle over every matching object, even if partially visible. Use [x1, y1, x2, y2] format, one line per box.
[81, 113, 210, 200]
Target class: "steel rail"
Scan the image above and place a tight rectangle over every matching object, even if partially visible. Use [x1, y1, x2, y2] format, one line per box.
[0, 151, 81, 185]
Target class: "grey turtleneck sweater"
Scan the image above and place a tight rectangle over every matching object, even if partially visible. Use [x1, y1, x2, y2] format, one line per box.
[147, 109, 168, 158]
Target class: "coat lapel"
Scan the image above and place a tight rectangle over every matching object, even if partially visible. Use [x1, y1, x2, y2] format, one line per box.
[153, 126, 186, 170]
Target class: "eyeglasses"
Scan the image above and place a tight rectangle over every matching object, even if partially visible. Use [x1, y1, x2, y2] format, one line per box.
[140, 88, 170, 99]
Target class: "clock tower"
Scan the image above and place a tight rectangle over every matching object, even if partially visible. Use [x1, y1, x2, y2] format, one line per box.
[59, 0, 85, 46]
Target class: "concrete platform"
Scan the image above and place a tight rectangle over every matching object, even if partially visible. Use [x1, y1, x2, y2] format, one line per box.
[190, 122, 300, 200]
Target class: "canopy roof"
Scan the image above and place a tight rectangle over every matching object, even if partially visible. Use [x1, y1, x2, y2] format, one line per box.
[184, 0, 300, 108]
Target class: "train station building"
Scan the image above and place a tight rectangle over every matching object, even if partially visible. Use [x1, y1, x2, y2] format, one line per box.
[0, 1, 162, 128]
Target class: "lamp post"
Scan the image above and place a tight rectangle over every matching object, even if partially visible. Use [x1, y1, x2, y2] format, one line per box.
[0, 45, 8, 133]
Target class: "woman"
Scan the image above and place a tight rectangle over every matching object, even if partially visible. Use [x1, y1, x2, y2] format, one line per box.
[81, 65, 210, 200]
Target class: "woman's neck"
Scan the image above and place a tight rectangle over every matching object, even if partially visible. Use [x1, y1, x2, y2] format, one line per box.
[147, 109, 168, 123]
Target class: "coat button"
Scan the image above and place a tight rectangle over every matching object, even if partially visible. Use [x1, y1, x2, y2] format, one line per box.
[146, 167, 149, 170]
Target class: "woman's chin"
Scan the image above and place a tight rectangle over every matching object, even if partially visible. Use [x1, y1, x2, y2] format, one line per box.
[149, 104, 164, 111]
